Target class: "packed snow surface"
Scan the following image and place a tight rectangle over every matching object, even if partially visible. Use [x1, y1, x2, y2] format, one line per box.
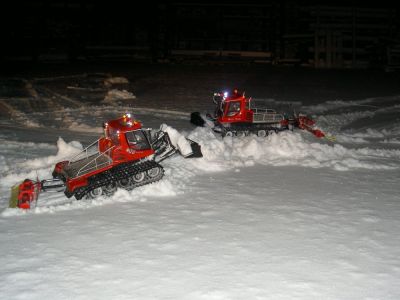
[0, 94, 400, 299]
[103, 89, 136, 102]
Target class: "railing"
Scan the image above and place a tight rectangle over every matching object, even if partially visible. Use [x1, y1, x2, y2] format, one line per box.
[68, 139, 101, 165]
[76, 146, 115, 177]
[253, 112, 284, 123]
[249, 99, 284, 123]
[251, 107, 277, 114]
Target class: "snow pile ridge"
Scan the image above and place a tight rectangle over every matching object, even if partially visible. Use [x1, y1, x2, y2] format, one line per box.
[24, 138, 83, 169]
[187, 127, 400, 171]
[160, 124, 193, 157]
[103, 89, 136, 102]
[104, 76, 129, 86]
[68, 122, 103, 133]
[1, 178, 179, 216]
[304, 99, 375, 113]
[2, 122, 399, 214]
[0, 138, 82, 188]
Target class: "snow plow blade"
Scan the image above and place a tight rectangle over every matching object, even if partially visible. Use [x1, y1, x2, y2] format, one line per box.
[185, 139, 202, 158]
[152, 130, 202, 162]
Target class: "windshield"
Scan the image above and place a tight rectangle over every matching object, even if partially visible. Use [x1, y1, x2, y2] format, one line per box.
[125, 130, 150, 150]
[227, 101, 241, 116]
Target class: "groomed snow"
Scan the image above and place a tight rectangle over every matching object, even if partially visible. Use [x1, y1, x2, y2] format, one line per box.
[0, 92, 400, 299]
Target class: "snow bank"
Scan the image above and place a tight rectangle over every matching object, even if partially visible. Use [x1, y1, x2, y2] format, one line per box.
[0, 138, 82, 188]
[2, 123, 399, 214]
[1, 178, 179, 216]
[103, 76, 129, 87]
[68, 121, 103, 133]
[316, 111, 374, 132]
[160, 124, 193, 157]
[24, 138, 82, 170]
[0, 155, 9, 173]
[103, 89, 136, 103]
[382, 138, 400, 145]
[0, 132, 184, 214]
[305, 98, 400, 147]
[304, 99, 377, 114]
[13, 111, 41, 128]
[187, 127, 400, 172]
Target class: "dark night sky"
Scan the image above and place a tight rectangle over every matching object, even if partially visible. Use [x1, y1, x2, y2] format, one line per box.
[0, 1, 399, 65]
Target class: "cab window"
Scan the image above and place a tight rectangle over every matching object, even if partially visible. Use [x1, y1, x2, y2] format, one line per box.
[108, 128, 120, 145]
[125, 130, 150, 150]
[227, 101, 241, 116]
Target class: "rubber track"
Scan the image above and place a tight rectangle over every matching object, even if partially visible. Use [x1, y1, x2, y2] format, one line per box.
[220, 123, 288, 136]
[72, 159, 164, 200]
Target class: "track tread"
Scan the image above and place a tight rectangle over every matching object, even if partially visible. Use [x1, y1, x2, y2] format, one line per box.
[72, 159, 164, 200]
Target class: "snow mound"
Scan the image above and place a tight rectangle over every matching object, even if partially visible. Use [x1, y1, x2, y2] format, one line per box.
[0, 133, 183, 213]
[160, 124, 193, 157]
[103, 89, 136, 102]
[68, 121, 103, 133]
[304, 99, 378, 114]
[1, 179, 179, 217]
[103, 76, 129, 87]
[308, 97, 400, 137]
[187, 127, 400, 171]
[2, 123, 399, 214]
[0, 138, 82, 188]
[0, 155, 9, 173]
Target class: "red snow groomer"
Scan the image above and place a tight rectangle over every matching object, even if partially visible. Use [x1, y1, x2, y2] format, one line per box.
[191, 89, 326, 139]
[10, 114, 202, 209]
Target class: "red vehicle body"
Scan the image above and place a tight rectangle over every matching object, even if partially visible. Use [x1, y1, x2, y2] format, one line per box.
[52, 114, 156, 198]
[51, 114, 167, 200]
[191, 89, 327, 139]
[211, 90, 291, 136]
[11, 113, 202, 208]
[217, 90, 287, 125]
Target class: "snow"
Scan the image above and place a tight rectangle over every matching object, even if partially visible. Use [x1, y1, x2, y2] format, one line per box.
[103, 89, 136, 102]
[103, 76, 129, 87]
[0, 69, 400, 300]
[186, 127, 400, 171]
[160, 123, 194, 157]
[0, 138, 82, 191]
[68, 121, 103, 133]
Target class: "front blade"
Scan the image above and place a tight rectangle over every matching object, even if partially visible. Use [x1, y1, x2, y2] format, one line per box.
[184, 139, 203, 158]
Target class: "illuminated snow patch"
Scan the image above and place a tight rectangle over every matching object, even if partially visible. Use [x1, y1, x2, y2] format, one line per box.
[68, 122, 102, 133]
[187, 127, 400, 172]
[0, 138, 82, 187]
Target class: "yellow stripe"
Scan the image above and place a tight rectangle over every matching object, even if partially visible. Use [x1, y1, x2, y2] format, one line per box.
[325, 135, 336, 142]
[9, 184, 20, 208]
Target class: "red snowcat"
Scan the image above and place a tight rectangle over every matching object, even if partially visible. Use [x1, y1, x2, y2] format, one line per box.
[191, 89, 326, 138]
[9, 114, 202, 209]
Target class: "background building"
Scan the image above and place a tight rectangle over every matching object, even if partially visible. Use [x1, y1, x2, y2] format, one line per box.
[1, 0, 399, 69]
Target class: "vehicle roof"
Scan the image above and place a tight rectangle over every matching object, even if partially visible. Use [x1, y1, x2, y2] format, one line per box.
[224, 95, 247, 102]
[106, 114, 142, 132]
